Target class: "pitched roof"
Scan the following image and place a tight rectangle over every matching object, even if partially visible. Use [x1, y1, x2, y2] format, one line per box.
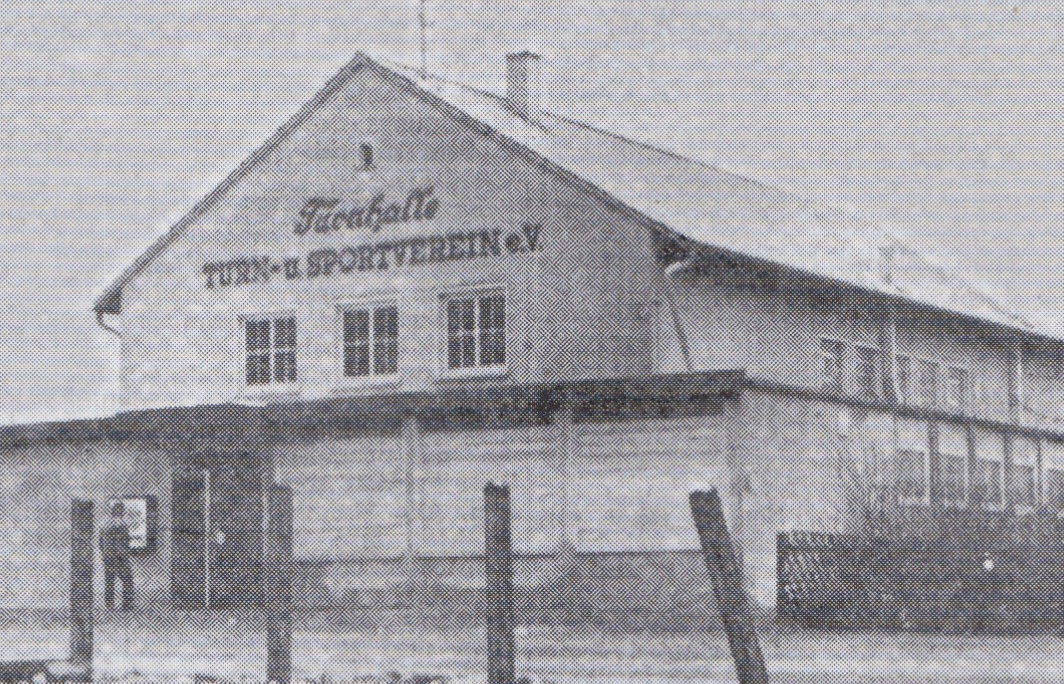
[95, 52, 1040, 340]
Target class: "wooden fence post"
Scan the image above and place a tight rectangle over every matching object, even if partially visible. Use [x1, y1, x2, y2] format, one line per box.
[70, 499, 94, 679]
[266, 485, 293, 684]
[690, 489, 769, 684]
[484, 482, 515, 684]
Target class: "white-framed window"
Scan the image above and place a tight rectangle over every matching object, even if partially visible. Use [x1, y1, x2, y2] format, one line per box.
[896, 448, 929, 504]
[1046, 468, 1064, 513]
[819, 338, 845, 394]
[915, 358, 939, 408]
[341, 303, 398, 378]
[896, 355, 913, 404]
[972, 429, 1005, 510]
[944, 366, 969, 411]
[896, 418, 930, 504]
[855, 345, 881, 399]
[442, 289, 506, 373]
[1009, 437, 1038, 512]
[936, 424, 969, 508]
[1043, 440, 1064, 513]
[244, 316, 297, 386]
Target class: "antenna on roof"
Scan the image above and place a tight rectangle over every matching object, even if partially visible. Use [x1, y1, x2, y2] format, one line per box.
[418, 0, 428, 79]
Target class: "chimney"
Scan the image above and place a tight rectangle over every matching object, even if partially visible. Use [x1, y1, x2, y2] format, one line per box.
[505, 51, 540, 120]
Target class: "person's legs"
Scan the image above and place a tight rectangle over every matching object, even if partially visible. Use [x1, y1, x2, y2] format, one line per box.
[104, 564, 116, 610]
[118, 559, 133, 611]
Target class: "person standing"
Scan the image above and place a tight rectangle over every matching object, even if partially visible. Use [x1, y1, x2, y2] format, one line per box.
[100, 501, 133, 611]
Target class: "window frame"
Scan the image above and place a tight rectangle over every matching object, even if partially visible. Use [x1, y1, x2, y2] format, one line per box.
[240, 312, 299, 390]
[1044, 466, 1064, 514]
[818, 338, 846, 395]
[895, 447, 931, 506]
[336, 299, 400, 386]
[854, 344, 882, 400]
[1042, 440, 1064, 514]
[1009, 438, 1039, 514]
[972, 431, 1007, 512]
[914, 357, 940, 408]
[438, 286, 508, 379]
[895, 355, 914, 405]
[936, 449, 968, 509]
[943, 364, 971, 412]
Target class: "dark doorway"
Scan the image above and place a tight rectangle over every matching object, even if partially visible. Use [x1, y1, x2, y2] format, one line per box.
[171, 451, 266, 609]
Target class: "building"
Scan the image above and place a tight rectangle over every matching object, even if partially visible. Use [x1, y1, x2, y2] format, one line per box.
[2, 51, 1063, 618]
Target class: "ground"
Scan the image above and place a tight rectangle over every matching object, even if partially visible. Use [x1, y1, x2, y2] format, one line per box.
[4, 609, 1064, 683]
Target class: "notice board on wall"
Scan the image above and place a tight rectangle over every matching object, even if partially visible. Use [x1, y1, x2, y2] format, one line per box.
[107, 495, 159, 553]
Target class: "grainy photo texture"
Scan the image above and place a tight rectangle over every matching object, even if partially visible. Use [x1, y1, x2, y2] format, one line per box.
[4, 2, 1064, 682]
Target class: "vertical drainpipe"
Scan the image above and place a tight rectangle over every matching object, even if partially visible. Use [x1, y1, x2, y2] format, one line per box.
[662, 258, 695, 373]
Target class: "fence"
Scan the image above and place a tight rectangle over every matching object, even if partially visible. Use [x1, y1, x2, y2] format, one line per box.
[778, 508, 1064, 632]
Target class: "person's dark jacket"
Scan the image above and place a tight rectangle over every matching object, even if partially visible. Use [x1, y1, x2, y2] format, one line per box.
[99, 520, 131, 561]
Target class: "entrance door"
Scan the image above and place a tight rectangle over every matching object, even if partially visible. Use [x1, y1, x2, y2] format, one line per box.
[171, 468, 207, 609]
[171, 452, 266, 609]
[207, 453, 265, 608]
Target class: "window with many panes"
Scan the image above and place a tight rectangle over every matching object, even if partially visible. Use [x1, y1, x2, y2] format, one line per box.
[896, 449, 929, 503]
[245, 316, 296, 386]
[973, 458, 1003, 508]
[444, 291, 505, 372]
[915, 358, 939, 407]
[342, 304, 398, 378]
[896, 355, 913, 404]
[937, 451, 967, 507]
[1044, 467, 1064, 512]
[944, 366, 969, 410]
[1044, 442, 1064, 513]
[1010, 460, 1038, 510]
[855, 346, 881, 399]
[1008, 442, 1034, 510]
[819, 339, 845, 394]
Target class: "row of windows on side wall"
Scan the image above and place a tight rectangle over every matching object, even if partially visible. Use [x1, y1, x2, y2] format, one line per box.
[243, 291, 506, 387]
[895, 448, 1063, 513]
[819, 339, 969, 410]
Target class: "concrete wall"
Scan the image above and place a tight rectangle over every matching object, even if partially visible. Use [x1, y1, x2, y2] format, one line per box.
[270, 405, 743, 610]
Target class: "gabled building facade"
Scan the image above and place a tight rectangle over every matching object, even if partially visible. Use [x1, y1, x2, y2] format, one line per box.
[0, 52, 1062, 618]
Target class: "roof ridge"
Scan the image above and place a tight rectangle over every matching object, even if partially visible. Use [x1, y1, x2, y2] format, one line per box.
[377, 56, 799, 205]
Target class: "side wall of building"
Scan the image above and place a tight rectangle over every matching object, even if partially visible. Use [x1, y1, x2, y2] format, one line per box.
[661, 266, 1058, 429]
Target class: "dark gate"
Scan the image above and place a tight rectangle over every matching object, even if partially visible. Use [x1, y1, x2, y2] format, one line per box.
[171, 451, 265, 609]
[208, 452, 265, 609]
[778, 510, 1064, 632]
[171, 468, 207, 609]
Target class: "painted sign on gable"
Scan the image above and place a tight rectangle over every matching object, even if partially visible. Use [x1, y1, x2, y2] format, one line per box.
[199, 185, 543, 290]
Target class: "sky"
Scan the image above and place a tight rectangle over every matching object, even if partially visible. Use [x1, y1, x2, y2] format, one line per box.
[2, 0, 1064, 422]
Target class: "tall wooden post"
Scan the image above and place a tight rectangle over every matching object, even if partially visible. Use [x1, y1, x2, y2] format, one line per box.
[690, 489, 769, 684]
[484, 482, 515, 684]
[266, 485, 293, 684]
[70, 499, 94, 679]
